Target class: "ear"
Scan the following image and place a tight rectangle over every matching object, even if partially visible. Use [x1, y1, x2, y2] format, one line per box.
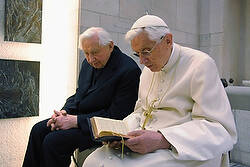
[163, 34, 173, 46]
[109, 41, 114, 50]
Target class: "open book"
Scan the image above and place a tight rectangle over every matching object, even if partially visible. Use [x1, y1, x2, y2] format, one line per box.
[89, 116, 131, 142]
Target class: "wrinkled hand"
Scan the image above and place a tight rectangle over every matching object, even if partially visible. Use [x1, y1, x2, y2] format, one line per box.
[47, 110, 67, 131]
[53, 114, 78, 130]
[124, 130, 171, 154]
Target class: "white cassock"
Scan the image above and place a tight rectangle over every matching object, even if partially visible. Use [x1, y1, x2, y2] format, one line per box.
[83, 43, 237, 167]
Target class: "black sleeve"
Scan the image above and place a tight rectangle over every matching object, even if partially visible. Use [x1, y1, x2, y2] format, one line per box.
[61, 92, 78, 114]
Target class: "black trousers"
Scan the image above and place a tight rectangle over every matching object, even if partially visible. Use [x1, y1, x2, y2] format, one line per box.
[22, 119, 98, 167]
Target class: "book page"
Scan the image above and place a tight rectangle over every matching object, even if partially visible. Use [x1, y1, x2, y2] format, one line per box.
[93, 117, 129, 135]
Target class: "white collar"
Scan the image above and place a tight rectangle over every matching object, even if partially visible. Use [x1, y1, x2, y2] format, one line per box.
[161, 43, 179, 72]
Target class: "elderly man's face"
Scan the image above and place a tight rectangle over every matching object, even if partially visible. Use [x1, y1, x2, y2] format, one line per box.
[131, 31, 172, 72]
[82, 36, 113, 69]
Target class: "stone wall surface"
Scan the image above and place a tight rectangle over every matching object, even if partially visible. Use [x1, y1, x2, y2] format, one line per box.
[0, 0, 79, 166]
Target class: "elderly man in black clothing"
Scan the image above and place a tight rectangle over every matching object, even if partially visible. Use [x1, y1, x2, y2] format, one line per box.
[22, 27, 141, 167]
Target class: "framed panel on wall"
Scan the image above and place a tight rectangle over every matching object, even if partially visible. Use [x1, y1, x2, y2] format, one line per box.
[4, 0, 43, 43]
[0, 59, 40, 119]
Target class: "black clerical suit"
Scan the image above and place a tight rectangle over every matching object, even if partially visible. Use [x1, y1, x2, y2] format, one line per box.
[23, 46, 141, 167]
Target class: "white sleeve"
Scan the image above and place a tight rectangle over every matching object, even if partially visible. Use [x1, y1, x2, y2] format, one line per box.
[123, 99, 142, 131]
[159, 57, 237, 161]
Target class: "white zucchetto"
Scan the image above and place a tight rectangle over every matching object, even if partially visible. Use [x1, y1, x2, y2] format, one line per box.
[131, 15, 169, 30]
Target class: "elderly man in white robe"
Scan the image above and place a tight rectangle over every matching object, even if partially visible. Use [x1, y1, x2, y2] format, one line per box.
[83, 15, 237, 167]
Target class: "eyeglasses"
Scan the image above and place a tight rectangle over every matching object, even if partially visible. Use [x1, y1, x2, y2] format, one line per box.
[133, 36, 164, 57]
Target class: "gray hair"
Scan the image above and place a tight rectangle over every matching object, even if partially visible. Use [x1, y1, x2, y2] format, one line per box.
[125, 26, 171, 42]
[79, 27, 112, 50]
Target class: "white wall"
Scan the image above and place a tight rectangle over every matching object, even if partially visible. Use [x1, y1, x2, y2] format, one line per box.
[199, 0, 225, 75]
[239, 0, 250, 84]
[0, 0, 79, 166]
[224, 0, 241, 84]
[199, 0, 250, 85]
[224, 0, 250, 85]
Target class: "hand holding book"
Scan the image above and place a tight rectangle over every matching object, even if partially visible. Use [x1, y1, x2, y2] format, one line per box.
[88, 116, 172, 155]
[124, 130, 172, 154]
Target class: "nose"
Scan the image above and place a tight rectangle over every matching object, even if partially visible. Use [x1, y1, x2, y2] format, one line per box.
[139, 56, 148, 65]
[88, 55, 96, 63]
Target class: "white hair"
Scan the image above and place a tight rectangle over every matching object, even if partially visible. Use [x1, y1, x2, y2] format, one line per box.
[125, 26, 171, 42]
[79, 27, 112, 50]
